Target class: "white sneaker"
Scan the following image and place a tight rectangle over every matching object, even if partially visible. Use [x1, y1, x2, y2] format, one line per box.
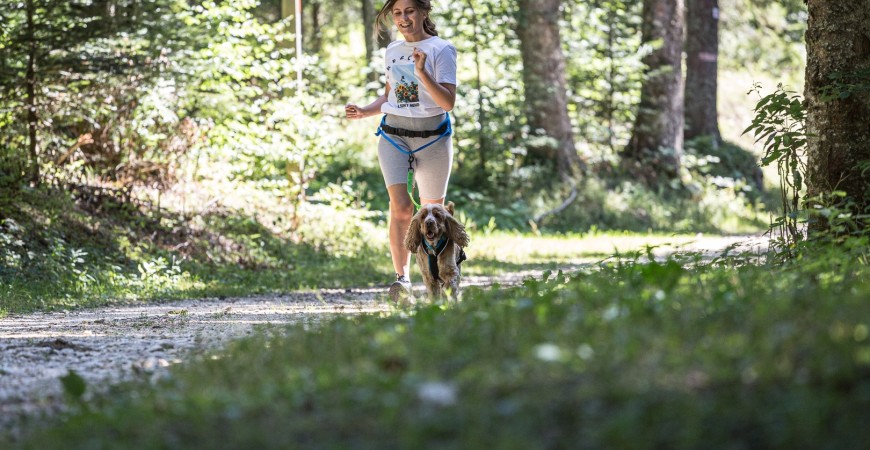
[388, 274, 412, 303]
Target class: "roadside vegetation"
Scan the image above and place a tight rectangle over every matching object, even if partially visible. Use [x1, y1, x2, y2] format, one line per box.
[0, 184, 732, 315]
[9, 237, 869, 449]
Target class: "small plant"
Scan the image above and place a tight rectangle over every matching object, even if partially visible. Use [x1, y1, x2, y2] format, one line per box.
[744, 83, 807, 257]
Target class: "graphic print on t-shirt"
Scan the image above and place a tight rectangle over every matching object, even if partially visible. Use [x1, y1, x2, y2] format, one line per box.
[392, 64, 420, 108]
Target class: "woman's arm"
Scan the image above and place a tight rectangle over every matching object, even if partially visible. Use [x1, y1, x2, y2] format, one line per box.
[412, 47, 456, 111]
[345, 83, 392, 119]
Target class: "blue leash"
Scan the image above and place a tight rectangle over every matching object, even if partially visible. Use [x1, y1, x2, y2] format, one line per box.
[375, 112, 452, 210]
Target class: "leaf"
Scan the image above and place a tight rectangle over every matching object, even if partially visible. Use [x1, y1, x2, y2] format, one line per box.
[61, 370, 87, 399]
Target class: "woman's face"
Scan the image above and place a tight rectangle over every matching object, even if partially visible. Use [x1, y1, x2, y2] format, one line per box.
[391, 0, 427, 41]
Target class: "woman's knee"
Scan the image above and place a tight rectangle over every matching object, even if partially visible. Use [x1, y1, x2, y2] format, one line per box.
[390, 198, 414, 221]
[387, 186, 414, 221]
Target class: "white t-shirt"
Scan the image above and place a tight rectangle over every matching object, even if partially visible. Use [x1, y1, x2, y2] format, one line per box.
[381, 36, 458, 118]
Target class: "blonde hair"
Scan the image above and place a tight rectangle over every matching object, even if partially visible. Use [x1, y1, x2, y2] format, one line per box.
[375, 0, 438, 38]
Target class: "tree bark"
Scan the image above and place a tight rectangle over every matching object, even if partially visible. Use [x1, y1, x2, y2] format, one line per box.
[623, 0, 684, 184]
[464, 0, 486, 179]
[25, 0, 39, 186]
[516, 0, 583, 182]
[362, 0, 377, 87]
[307, 1, 321, 55]
[362, 0, 375, 63]
[281, 0, 293, 19]
[684, 0, 721, 143]
[805, 0, 870, 231]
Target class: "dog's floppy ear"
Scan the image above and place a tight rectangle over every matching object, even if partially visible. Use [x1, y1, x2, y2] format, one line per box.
[404, 209, 423, 251]
[445, 201, 455, 216]
[445, 209, 469, 248]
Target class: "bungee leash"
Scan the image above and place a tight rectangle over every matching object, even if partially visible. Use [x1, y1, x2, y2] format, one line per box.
[375, 112, 452, 211]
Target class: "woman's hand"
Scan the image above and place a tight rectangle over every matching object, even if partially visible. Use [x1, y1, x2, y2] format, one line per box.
[345, 104, 365, 120]
[346, 90, 389, 119]
[412, 47, 428, 75]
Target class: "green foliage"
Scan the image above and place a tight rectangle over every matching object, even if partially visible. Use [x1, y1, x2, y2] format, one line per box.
[743, 78, 869, 259]
[527, 142, 768, 234]
[0, 187, 390, 314]
[13, 246, 870, 449]
[60, 370, 87, 401]
[1, 0, 808, 241]
[684, 137, 763, 194]
[720, 0, 806, 81]
[438, 0, 527, 188]
[744, 83, 807, 253]
[564, 0, 644, 160]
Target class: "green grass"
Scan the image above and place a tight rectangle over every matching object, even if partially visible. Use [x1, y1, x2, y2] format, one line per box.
[10, 245, 869, 449]
[2, 187, 752, 314]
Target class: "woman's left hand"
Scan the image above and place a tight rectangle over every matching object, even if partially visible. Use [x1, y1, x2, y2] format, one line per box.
[412, 47, 427, 74]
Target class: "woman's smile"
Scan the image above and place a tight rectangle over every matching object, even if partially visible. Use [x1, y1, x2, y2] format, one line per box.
[392, 0, 427, 41]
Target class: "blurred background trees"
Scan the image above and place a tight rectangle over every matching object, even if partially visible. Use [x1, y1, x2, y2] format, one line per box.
[0, 0, 825, 235]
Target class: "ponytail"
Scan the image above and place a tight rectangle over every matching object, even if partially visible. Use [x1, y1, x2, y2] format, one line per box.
[423, 16, 438, 36]
[375, 1, 392, 40]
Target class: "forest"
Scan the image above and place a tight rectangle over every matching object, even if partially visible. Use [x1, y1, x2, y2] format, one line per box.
[1, 0, 869, 447]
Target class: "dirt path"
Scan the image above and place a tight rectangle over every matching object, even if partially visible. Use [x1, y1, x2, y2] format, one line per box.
[0, 234, 768, 438]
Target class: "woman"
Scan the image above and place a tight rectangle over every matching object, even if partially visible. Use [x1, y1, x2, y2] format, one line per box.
[345, 0, 457, 302]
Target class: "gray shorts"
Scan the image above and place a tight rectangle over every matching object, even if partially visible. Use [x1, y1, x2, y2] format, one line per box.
[378, 113, 453, 200]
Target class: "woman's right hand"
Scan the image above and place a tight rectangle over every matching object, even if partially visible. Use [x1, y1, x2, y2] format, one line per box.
[345, 104, 365, 120]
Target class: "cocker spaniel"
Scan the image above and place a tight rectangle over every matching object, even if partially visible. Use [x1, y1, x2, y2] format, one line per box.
[404, 202, 469, 301]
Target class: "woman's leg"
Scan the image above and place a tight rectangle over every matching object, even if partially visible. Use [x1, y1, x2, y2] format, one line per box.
[421, 197, 445, 205]
[387, 183, 414, 277]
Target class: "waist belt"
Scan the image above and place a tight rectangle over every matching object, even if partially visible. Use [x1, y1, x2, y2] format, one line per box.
[380, 121, 449, 138]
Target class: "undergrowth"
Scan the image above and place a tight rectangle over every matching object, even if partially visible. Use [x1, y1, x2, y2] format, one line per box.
[0, 186, 391, 315]
[7, 238, 869, 449]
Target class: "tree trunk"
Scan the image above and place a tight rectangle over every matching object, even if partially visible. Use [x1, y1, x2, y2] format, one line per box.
[464, 0, 486, 179]
[516, 0, 583, 182]
[281, 0, 293, 19]
[805, 0, 870, 231]
[25, 0, 39, 186]
[362, 0, 378, 87]
[623, 0, 684, 184]
[605, 5, 617, 154]
[684, 0, 721, 144]
[308, 1, 321, 55]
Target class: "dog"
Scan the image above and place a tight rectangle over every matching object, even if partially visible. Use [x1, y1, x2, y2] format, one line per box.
[404, 202, 469, 301]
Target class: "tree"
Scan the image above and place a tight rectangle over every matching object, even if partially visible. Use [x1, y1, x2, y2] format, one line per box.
[362, 0, 391, 88]
[684, 0, 721, 144]
[362, 0, 377, 86]
[804, 0, 870, 231]
[516, 0, 583, 182]
[622, 0, 684, 184]
[305, 2, 320, 54]
[25, 0, 38, 184]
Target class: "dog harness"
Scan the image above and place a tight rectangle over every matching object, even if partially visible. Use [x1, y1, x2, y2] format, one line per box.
[375, 113, 452, 211]
[422, 234, 467, 283]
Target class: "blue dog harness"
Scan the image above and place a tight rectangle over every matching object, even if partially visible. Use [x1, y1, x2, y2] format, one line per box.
[422, 233, 467, 283]
[375, 112, 452, 210]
